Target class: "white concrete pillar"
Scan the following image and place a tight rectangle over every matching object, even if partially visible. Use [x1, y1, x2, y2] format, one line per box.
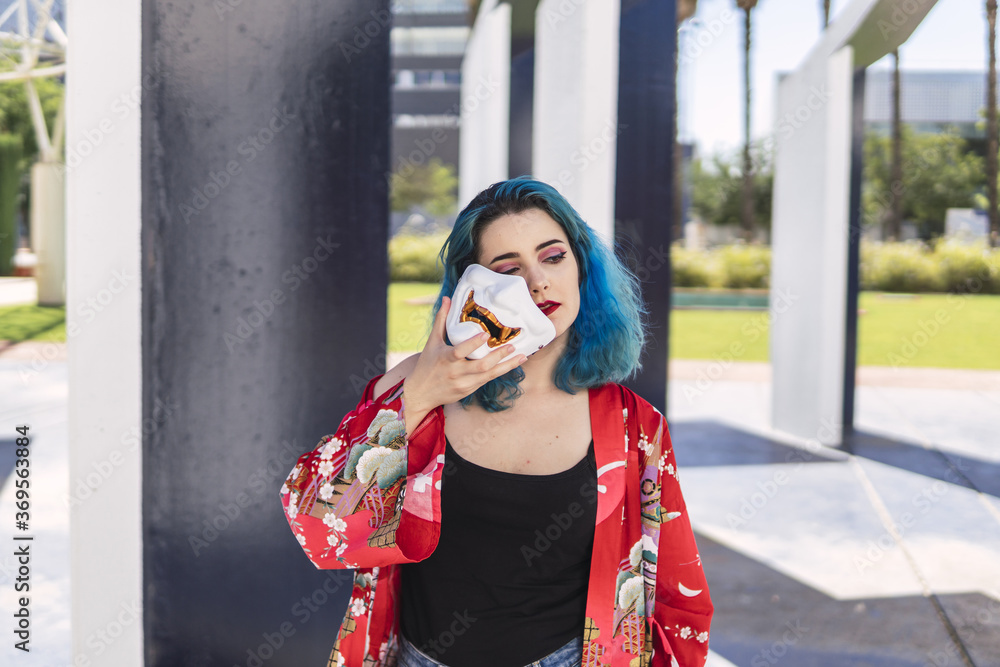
[532, 0, 620, 243]
[66, 0, 143, 662]
[459, 0, 511, 206]
[770, 46, 854, 446]
[30, 163, 65, 306]
[769, 0, 938, 445]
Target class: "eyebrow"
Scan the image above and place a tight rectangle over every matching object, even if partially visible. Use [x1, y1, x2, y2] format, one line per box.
[488, 239, 564, 265]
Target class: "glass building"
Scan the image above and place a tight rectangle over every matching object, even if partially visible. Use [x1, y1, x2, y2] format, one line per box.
[391, 0, 470, 178]
[864, 69, 986, 139]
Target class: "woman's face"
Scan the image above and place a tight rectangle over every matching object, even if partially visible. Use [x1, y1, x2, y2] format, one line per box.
[475, 208, 581, 342]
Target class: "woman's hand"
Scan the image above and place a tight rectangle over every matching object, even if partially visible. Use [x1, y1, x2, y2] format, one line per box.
[402, 296, 526, 435]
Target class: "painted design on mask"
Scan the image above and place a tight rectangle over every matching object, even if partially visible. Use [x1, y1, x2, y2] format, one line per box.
[459, 289, 521, 347]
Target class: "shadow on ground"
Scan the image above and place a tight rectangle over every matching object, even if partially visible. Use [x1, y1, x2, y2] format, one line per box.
[0, 438, 17, 493]
[668, 420, 1000, 665]
[699, 533, 999, 667]
[844, 430, 1000, 500]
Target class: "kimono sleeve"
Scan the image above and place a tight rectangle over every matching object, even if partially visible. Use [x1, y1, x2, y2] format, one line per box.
[278, 375, 444, 570]
[643, 408, 714, 666]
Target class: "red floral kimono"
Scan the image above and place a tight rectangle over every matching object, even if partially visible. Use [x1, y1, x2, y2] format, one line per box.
[280, 376, 713, 666]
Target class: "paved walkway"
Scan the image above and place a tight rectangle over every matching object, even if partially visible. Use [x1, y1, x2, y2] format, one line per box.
[670, 375, 1000, 666]
[2, 278, 998, 665]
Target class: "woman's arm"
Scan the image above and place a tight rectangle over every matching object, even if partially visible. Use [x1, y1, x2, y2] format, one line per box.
[280, 299, 526, 570]
[279, 376, 421, 569]
[372, 353, 418, 400]
[281, 297, 525, 569]
[373, 353, 431, 440]
[389, 295, 527, 437]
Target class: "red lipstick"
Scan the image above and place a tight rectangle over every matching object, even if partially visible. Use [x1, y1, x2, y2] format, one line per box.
[537, 300, 561, 316]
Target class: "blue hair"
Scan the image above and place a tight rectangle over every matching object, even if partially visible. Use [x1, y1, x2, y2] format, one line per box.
[431, 176, 648, 412]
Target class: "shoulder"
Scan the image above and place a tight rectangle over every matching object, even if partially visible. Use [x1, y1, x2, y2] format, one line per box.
[372, 353, 420, 399]
[601, 383, 667, 437]
[607, 384, 672, 471]
[600, 383, 663, 419]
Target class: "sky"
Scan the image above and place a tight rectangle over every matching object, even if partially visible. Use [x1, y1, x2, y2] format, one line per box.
[682, 0, 989, 157]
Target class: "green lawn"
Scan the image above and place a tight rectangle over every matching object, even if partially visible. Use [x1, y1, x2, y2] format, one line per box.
[666, 292, 1000, 369]
[0, 304, 66, 342]
[669, 307, 771, 363]
[4, 289, 998, 370]
[388, 282, 439, 352]
[853, 292, 1000, 370]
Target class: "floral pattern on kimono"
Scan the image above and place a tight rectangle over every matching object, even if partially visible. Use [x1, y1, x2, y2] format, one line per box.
[280, 375, 713, 666]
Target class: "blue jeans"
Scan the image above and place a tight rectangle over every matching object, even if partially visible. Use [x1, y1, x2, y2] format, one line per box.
[398, 632, 583, 667]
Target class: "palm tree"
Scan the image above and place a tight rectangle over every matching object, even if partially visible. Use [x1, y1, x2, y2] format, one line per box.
[679, 0, 698, 21]
[887, 49, 904, 241]
[737, 0, 759, 242]
[987, 0, 998, 247]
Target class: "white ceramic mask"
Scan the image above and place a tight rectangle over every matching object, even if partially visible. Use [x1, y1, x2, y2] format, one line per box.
[446, 264, 557, 360]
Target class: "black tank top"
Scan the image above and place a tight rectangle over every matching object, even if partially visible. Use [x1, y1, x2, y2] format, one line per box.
[399, 436, 598, 667]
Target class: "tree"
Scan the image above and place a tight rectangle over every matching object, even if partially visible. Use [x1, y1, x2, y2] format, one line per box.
[678, 0, 698, 22]
[0, 74, 64, 171]
[888, 49, 904, 241]
[987, 0, 998, 246]
[691, 142, 773, 233]
[736, 0, 759, 241]
[389, 157, 458, 218]
[0, 73, 63, 274]
[863, 128, 984, 239]
[0, 134, 23, 275]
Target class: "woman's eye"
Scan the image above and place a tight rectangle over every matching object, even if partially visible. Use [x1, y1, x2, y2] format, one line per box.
[494, 251, 564, 274]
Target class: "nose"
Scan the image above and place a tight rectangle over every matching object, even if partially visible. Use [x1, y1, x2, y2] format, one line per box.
[524, 264, 550, 294]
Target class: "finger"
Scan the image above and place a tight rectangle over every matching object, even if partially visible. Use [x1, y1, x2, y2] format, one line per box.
[488, 352, 528, 380]
[435, 295, 488, 359]
[454, 329, 490, 359]
[424, 296, 451, 349]
[433, 296, 450, 336]
[479, 343, 516, 369]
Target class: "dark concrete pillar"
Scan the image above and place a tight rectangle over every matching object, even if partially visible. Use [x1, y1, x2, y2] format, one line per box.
[141, 0, 390, 663]
[615, 0, 677, 413]
[509, 46, 535, 177]
[507, 0, 542, 178]
[843, 66, 867, 442]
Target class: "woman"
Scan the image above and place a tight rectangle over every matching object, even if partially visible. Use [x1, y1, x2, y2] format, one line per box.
[280, 177, 713, 666]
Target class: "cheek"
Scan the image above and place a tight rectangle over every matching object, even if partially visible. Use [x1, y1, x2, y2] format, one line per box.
[571, 256, 582, 284]
[564, 280, 582, 315]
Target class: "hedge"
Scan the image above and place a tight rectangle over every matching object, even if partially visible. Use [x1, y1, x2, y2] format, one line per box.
[0, 134, 23, 276]
[389, 231, 449, 282]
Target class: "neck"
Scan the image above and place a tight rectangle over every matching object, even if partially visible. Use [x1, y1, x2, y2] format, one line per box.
[517, 331, 569, 394]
